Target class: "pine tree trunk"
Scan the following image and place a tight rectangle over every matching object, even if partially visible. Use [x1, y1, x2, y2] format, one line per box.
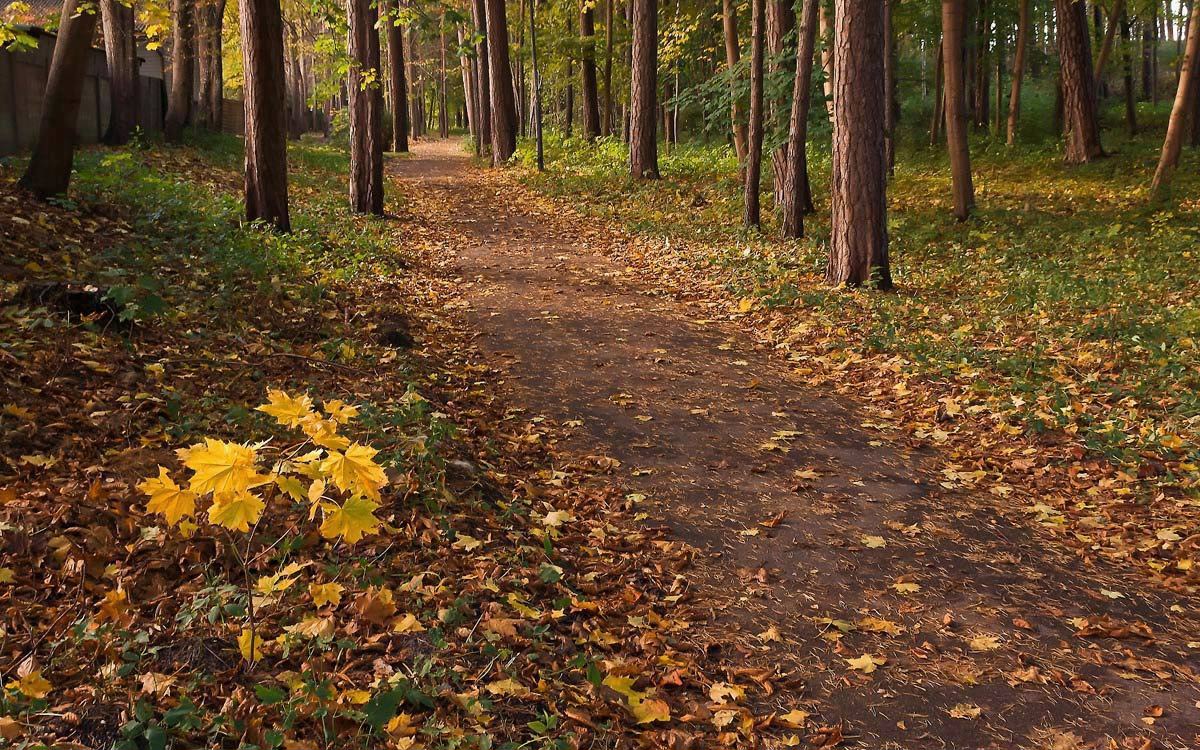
[471, 0, 490, 150]
[743, 0, 764, 227]
[629, 0, 658, 177]
[1006, 0, 1029, 144]
[930, 39, 944, 145]
[581, 2, 601, 139]
[943, 0, 974, 219]
[781, 0, 818, 238]
[1094, 0, 1125, 86]
[1150, 0, 1200, 194]
[1121, 5, 1138, 134]
[883, 0, 896, 171]
[721, 0, 748, 162]
[767, 0, 795, 207]
[238, 0, 290, 230]
[19, 0, 98, 198]
[100, 0, 138, 145]
[1057, 0, 1103, 163]
[439, 19, 449, 138]
[349, 0, 384, 214]
[165, 0, 195, 142]
[828, 0, 890, 289]
[819, 1, 834, 118]
[458, 25, 475, 142]
[194, 0, 225, 130]
[972, 0, 990, 128]
[383, 0, 410, 152]
[486, 0, 518, 162]
[602, 0, 615, 134]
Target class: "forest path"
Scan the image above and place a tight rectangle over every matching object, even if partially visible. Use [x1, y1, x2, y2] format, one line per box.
[388, 140, 1199, 749]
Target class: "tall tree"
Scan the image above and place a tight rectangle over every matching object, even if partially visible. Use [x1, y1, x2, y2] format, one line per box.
[1121, 4, 1138, 133]
[883, 0, 895, 170]
[602, 0, 615, 134]
[100, 0, 138, 145]
[19, 0, 98, 198]
[1150, 0, 1200, 195]
[828, 0, 890, 289]
[743, 0, 764, 227]
[819, 1, 834, 118]
[239, 0, 290, 230]
[942, 0, 974, 220]
[1094, 0, 1125, 86]
[629, 0, 658, 177]
[781, 0, 818, 238]
[1056, 0, 1103, 162]
[580, 0, 601, 139]
[530, 0, 545, 169]
[383, 0, 410, 152]
[721, 0, 747, 162]
[164, 0, 195, 142]
[349, 0, 384, 214]
[486, 0, 518, 162]
[767, 0, 795, 204]
[195, 0, 226, 130]
[1006, 0, 1029, 144]
[471, 0, 491, 151]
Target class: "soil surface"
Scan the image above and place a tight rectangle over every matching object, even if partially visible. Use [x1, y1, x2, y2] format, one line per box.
[388, 141, 1200, 750]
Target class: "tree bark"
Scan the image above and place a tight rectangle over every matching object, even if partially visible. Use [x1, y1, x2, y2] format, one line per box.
[1150, 0, 1200, 195]
[19, 0, 98, 198]
[819, 1, 834, 118]
[580, 0, 601, 139]
[743, 0, 764, 227]
[942, 0, 974, 220]
[721, 0, 748, 162]
[828, 0, 890, 289]
[930, 39, 944, 145]
[100, 0, 138, 145]
[383, 0, 410, 152]
[767, 0, 795, 206]
[349, 0, 384, 214]
[1121, 5, 1138, 134]
[1094, 0, 1124, 86]
[972, 0, 990, 128]
[438, 16, 449, 138]
[458, 25, 475, 142]
[486, 0, 518, 162]
[238, 0, 290, 230]
[602, 0, 615, 134]
[883, 0, 896, 171]
[781, 0, 818, 238]
[1057, 0, 1103, 163]
[629, 0, 658, 177]
[1006, 0, 1029, 144]
[471, 0, 491, 151]
[164, 0, 195, 142]
[195, 0, 225, 130]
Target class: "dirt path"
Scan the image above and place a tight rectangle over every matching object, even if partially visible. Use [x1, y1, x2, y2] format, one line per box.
[389, 141, 1199, 749]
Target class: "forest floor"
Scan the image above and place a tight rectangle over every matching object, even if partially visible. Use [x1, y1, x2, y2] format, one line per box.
[0, 132, 1196, 750]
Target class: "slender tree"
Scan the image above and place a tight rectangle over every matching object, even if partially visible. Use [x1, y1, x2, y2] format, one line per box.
[100, 0, 138, 145]
[819, 1, 834, 118]
[602, 0, 615, 134]
[486, 0, 518, 162]
[164, 0, 195, 142]
[1006, 0, 1029, 145]
[19, 0, 98, 198]
[580, 0, 601, 139]
[195, 0, 226, 130]
[883, 0, 895, 171]
[471, 0, 491, 151]
[942, 0, 974, 220]
[629, 0, 658, 177]
[531, 0, 545, 169]
[1056, 0, 1103, 162]
[1150, 0, 1200, 195]
[239, 0, 290, 230]
[828, 0, 890, 289]
[383, 0, 410, 152]
[721, 0, 747, 162]
[743, 0, 764, 226]
[781, 0, 818, 238]
[349, 0, 384, 214]
[1094, 0, 1125, 86]
[1121, 4, 1138, 134]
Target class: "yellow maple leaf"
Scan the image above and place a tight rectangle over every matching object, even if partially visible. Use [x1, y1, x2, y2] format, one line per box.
[845, 654, 886, 674]
[302, 417, 350, 450]
[208, 492, 265, 532]
[391, 612, 426, 633]
[891, 581, 921, 595]
[310, 582, 344, 607]
[631, 696, 671, 724]
[285, 616, 335, 639]
[238, 628, 264, 662]
[0, 568, 14, 584]
[255, 571, 299, 595]
[184, 439, 263, 496]
[322, 399, 359, 424]
[319, 495, 382, 544]
[319, 443, 386, 500]
[138, 467, 197, 525]
[7, 671, 51, 699]
[778, 709, 809, 728]
[257, 389, 314, 428]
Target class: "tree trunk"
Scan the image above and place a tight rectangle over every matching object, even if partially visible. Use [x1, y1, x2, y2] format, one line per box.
[438, 17, 449, 138]
[629, 0, 658, 177]
[581, 1, 601, 139]
[1006, 0, 1029, 144]
[602, 0, 615, 134]
[19, 0, 98, 198]
[100, 0, 138, 145]
[531, 0, 544, 169]
[458, 25, 475, 142]
[1057, 0, 1103, 163]
[781, 0, 818, 238]
[349, 0, 384, 214]
[819, 1, 834, 118]
[767, 0, 795, 206]
[972, 0, 990, 128]
[1150, 0, 1200, 195]
[165, 0, 195, 142]
[828, 0, 890, 289]
[383, 0, 410, 152]
[721, 0, 748, 162]
[883, 0, 896, 171]
[930, 39, 944, 145]
[1094, 0, 1124, 86]
[743, 0, 764, 227]
[943, 0, 974, 220]
[1121, 5, 1138, 134]
[471, 0, 491, 151]
[194, 0, 225, 130]
[238, 0, 290, 230]
[486, 0, 518, 162]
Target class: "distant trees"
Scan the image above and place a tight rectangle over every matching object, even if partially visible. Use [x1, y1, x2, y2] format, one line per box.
[628, 0, 658, 177]
[942, 0, 974, 221]
[100, 0, 138, 145]
[382, 0, 410, 153]
[721, 0, 747, 163]
[1005, 0, 1029, 145]
[164, 0, 195, 142]
[196, 0, 227, 130]
[238, 0, 290, 230]
[742, 0, 764, 226]
[1151, 0, 1200, 196]
[580, 0, 601, 140]
[348, 0, 384, 214]
[780, 0, 817, 239]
